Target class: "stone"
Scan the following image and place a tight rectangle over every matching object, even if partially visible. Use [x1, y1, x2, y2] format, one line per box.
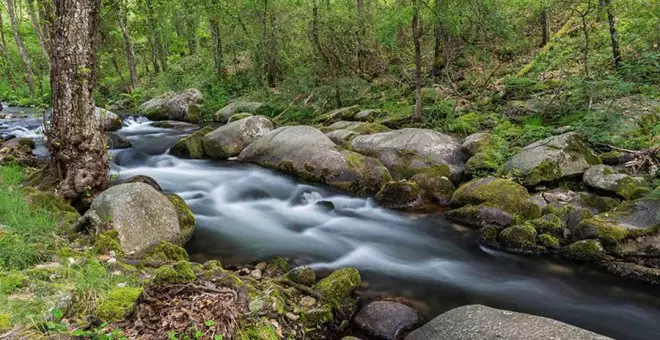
[85, 183, 193, 257]
[450, 177, 541, 219]
[228, 112, 253, 123]
[96, 107, 122, 131]
[107, 132, 131, 149]
[138, 89, 203, 123]
[326, 129, 359, 146]
[562, 240, 606, 262]
[203, 116, 274, 159]
[286, 312, 300, 321]
[251, 269, 263, 280]
[410, 173, 455, 205]
[317, 106, 361, 124]
[445, 205, 514, 230]
[286, 266, 316, 286]
[214, 101, 264, 123]
[498, 224, 537, 251]
[115, 175, 163, 192]
[354, 109, 384, 122]
[462, 133, 492, 156]
[351, 128, 468, 183]
[314, 267, 361, 302]
[238, 126, 392, 196]
[465, 151, 499, 176]
[354, 301, 422, 340]
[322, 121, 390, 135]
[504, 132, 601, 186]
[170, 127, 214, 159]
[300, 296, 317, 307]
[404, 305, 611, 340]
[375, 180, 427, 209]
[583, 165, 648, 200]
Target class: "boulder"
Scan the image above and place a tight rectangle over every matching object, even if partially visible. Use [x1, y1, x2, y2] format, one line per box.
[107, 132, 131, 149]
[465, 151, 499, 176]
[238, 126, 392, 196]
[450, 177, 541, 220]
[214, 101, 264, 123]
[84, 183, 194, 256]
[375, 180, 427, 209]
[504, 132, 601, 186]
[322, 121, 390, 135]
[445, 205, 514, 230]
[317, 106, 361, 124]
[286, 266, 316, 286]
[326, 129, 358, 146]
[354, 301, 422, 340]
[115, 175, 162, 192]
[540, 189, 620, 229]
[498, 224, 537, 251]
[227, 112, 253, 123]
[202, 116, 274, 159]
[354, 109, 384, 122]
[138, 89, 203, 123]
[583, 165, 648, 200]
[96, 107, 122, 131]
[170, 127, 213, 159]
[410, 173, 455, 205]
[404, 305, 610, 340]
[314, 267, 361, 302]
[351, 128, 468, 183]
[462, 133, 492, 156]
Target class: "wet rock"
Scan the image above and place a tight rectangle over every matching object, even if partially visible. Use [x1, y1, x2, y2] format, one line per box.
[351, 128, 467, 183]
[238, 126, 392, 196]
[404, 305, 611, 340]
[286, 266, 316, 286]
[314, 267, 361, 302]
[604, 262, 660, 285]
[115, 175, 162, 192]
[410, 173, 456, 205]
[450, 177, 541, 220]
[504, 132, 601, 186]
[107, 132, 131, 149]
[354, 301, 422, 340]
[203, 116, 274, 159]
[562, 240, 606, 262]
[462, 133, 492, 157]
[138, 89, 203, 123]
[170, 127, 213, 159]
[214, 101, 264, 123]
[96, 107, 122, 131]
[445, 205, 514, 230]
[375, 180, 427, 209]
[498, 224, 537, 251]
[583, 165, 648, 200]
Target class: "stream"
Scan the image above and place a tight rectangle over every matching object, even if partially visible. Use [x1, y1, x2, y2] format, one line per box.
[3, 109, 660, 339]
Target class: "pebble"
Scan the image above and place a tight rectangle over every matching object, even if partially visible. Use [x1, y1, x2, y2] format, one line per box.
[107, 258, 117, 265]
[116, 282, 127, 288]
[109, 250, 117, 257]
[251, 269, 263, 280]
[300, 296, 317, 307]
[285, 312, 300, 321]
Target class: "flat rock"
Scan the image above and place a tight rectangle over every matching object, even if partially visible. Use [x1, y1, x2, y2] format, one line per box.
[203, 116, 274, 159]
[138, 89, 203, 123]
[583, 164, 647, 200]
[214, 101, 263, 123]
[354, 301, 422, 340]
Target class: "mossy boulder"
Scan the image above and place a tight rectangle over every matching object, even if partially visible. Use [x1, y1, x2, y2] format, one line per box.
[504, 132, 601, 186]
[354, 109, 384, 122]
[321, 121, 391, 135]
[529, 214, 564, 236]
[170, 127, 214, 159]
[214, 101, 264, 123]
[265, 256, 290, 276]
[462, 132, 492, 156]
[410, 172, 456, 205]
[466, 151, 500, 176]
[450, 177, 541, 219]
[153, 261, 196, 284]
[138, 89, 203, 123]
[498, 224, 537, 251]
[445, 204, 515, 229]
[97, 287, 143, 321]
[301, 306, 334, 328]
[375, 180, 427, 209]
[478, 226, 500, 247]
[562, 240, 605, 262]
[143, 241, 189, 262]
[107, 132, 131, 149]
[115, 175, 163, 192]
[317, 106, 361, 124]
[326, 129, 359, 147]
[166, 193, 196, 245]
[314, 267, 361, 303]
[286, 266, 316, 286]
[538, 233, 560, 249]
[228, 112, 253, 123]
[583, 165, 649, 200]
[202, 116, 274, 159]
[23, 187, 80, 232]
[96, 107, 122, 132]
[541, 189, 620, 229]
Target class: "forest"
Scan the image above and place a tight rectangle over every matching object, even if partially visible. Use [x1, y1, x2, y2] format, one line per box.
[0, 0, 659, 339]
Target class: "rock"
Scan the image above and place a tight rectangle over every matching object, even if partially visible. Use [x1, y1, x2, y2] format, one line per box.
[238, 126, 392, 196]
[478, 226, 500, 247]
[0, 140, 34, 165]
[214, 101, 264, 123]
[96, 107, 122, 131]
[450, 177, 541, 220]
[410, 173, 455, 205]
[171, 127, 214, 159]
[2, 137, 35, 149]
[286, 266, 316, 286]
[314, 267, 361, 302]
[107, 132, 131, 149]
[251, 269, 263, 280]
[375, 180, 427, 209]
[462, 133, 492, 156]
[317, 106, 361, 124]
[354, 301, 422, 340]
[228, 112, 253, 123]
[604, 262, 660, 285]
[445, 205, 514, 229]
[583, 165, 648, 200]
[85, 183, 193, 256]
[528, 214, 564, 236]
[300, 296, 317, 307]
[465, 151, 499, 176]
[404, 305, 611, 340]
[322, 121, 390, 135]
[203, 116, 274, 159]
[498, 224, 537, 251]
[562, 240, 606, 262]
[138, 89, 203, 123]
[166, 193, 196, 245]
[115, 175, 163, 192]
[354, 109, 384, 122]
[286, 312, 300, 321]
[351, 128, 468, 183]
[504, 132, 601, 186]
[326, 129, 359, 146]
[541, 189, 620, 229]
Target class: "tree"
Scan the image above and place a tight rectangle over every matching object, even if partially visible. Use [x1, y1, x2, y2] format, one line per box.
[571, 0, 597, 78]
[45, 0, 108, 203]
[411, 0, 423, 121]
[26, 0, 51, 67]
[5, 0, 35, 95]
[0, 7, 14, 88]
[601, 0, 621, 68]
[207, 0, 223, 78]
[116, 0, 138, 90]
[540, 7, 550, 47]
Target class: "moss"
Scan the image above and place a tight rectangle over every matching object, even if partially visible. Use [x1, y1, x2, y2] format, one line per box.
[498, 224, 537, 250]
[228, 112, 254, 123]
[238, 320, 280, 340]
[563, 240, 605, 262]
[411, 172, 456, 204]
[314, 267, 360, 303]
[171, 126, 213, 159]
[538, 233, 560, 248]
[451, 177, 541, 219]
[600, 150, 622, 165]
[93, 230, 123, 255]
[153, 261, 196, 284]
[286, 266, 316, 286]
[448, 112, 484, 135]
[529, 214, 563, 236]
[301, 306, 334, 328]
[466, 152, 499, 176]
[166, 194, 196, 244]
[375, 180, 424, 209]
[0, 272, 29, 294]
[97, 287, 143, 321]
[445, 204, 514, 229]
[17, 138, 35, 149]
[478, 226, 499, 247]
[143, 241, 189, 262]
[615, 177, 650, 200]
[523, 159, 562, 186]
[0, 314, 11, 330]
[265, 257, 290, 276]
[574, 217, 629, 245]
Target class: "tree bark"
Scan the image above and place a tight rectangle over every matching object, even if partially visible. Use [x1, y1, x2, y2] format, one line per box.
[603, 0, 621, 68]
[118, 11, 138, 90]
[540, 8, 550, 47]
[411, 0, 423, 121]
[209, 18, 223, 78]
[0, 11, 14, 88]
[5, 0, 35, 95]
[46, 0, 108, 203]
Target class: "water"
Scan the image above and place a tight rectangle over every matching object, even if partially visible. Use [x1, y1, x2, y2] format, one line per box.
[4, 111, 660, 339]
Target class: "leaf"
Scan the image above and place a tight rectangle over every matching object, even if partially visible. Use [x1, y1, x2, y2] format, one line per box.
[204, 320, 216, 327]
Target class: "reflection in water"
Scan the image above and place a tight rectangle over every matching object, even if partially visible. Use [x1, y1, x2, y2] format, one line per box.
[3, 112, 659, 340]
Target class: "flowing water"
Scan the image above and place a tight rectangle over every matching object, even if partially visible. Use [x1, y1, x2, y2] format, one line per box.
[3, 109, 660, 339]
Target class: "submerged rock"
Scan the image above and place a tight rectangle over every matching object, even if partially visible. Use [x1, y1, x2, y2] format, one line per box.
[404, 305, 611, 340]
[238, 126, 391, 196]
[214, 101, 264, 123]
[138, 89, 203, 123]
[351, 128, 468, 183]
[203, 116, 274, 159]
[504, 132, 601, 186]
[583, 164, 648, 200]
[354, 301, 422, 340]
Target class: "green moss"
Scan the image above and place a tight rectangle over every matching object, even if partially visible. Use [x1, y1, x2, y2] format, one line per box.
[265, 256, 290, 276]
[314, 267, 360, 303]
[498, 224, 537, 250]
[0, 314, 11, 330]
[143, 241, 189, 262]
[349, 122, 390, 134]
[452, 177, 541, 219]
[411, 172, 456, 204]
[301, 306, 334, 328]
[523, 159, 562, 186]
[17, 138, 35, 149]
[238, 320, 280, 340]
[478, 226, 499, 247]
[93, 230, 123, 255]
[375, 180, 424, 209]
[563, 240, 605, 262]
[615, 177, 650, 200]
[228, 113, 254, 123]
[538, 233, 560, 248]
[529, 214, 563, 236]
[466, 152, 499, 176]
[448, 112, 484, 135]
[153, 261, 196, 284]
[166, 194, 196, 244]
[0, 271, 29, 294]
[97, 287, 143, 321]
[171, 127, 213, 159]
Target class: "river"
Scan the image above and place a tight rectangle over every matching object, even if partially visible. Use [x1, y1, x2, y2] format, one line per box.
[2, 110, 660, 339]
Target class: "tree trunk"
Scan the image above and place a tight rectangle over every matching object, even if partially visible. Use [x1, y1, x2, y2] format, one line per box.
[411, 0, 423, 121]
[26, 0, 51, 66]
[209, 18, 223, 78]
[46, 0, 108, 203]
[431, 0, 444, 80]
[145, 0, 161, 73]
[540, 8, 550, 47]
[603, 0, 621, 68]
[580, 14, 590, 78]
[0, 12, 14, 88]
[118, 13, 138, 90]
[5, 0, 35, 95]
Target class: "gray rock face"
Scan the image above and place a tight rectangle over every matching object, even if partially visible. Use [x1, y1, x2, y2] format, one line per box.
[583, 164, 647, 200]
[138, 89, 203, 123]
[462, 132, 492, 156]
[405, 305, 610, 340]
[326, 129, 358, 146]
[87, 183, 189, 256]
[354, 301, 422, 340]
[504, 133, 601, 186]
[213, 101, 264, 123]
[107, 132, 131, 149]
[96, 107, 122, 131]
[351, 128, 467, 183]
[317, 106, 361, 124]
[202, 116, 274, 159]
[354, 109, 383, 122]
[574, 194, 660, 239]
[323, 120, 390, 134]
[238, 126, 391, 195]
[375, 180, 427, 209]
